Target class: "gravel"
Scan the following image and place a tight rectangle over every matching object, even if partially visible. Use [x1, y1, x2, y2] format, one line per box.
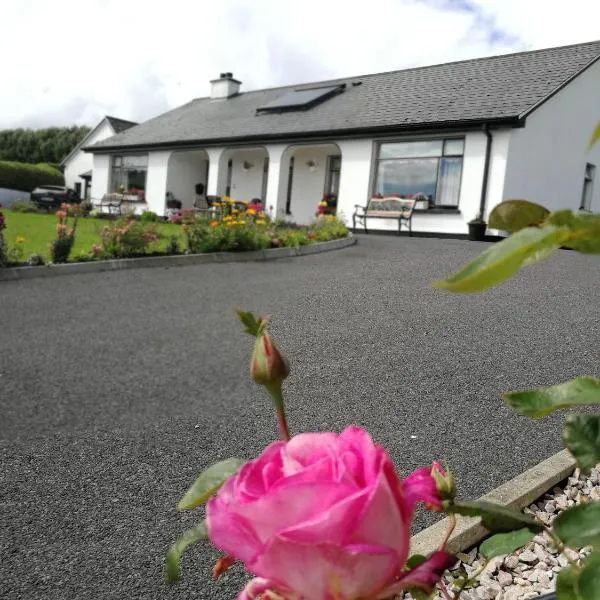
[433, 465, 600, 600]
[1, 235, 600, 600]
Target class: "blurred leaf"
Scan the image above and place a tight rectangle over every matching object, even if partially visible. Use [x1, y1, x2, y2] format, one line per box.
[165, 520, 208, 583]
[432, 225, 569, 293]
[589, 122, 600, 151]
[406, 554, 427, 569]
[563, 414, 600, 475]
[547, 210, 600, 254]
[504, 377, 600, 419]
[480, 528, 537, 559]
[556, 566, 582, 600]
[579, 559, 600, 600]
[488, 199, 550, 233]
[447, 501, 542, 533]
[235, 309, 266, 337]
[178, 458, 245, 511]
[554, 503, 600, 549]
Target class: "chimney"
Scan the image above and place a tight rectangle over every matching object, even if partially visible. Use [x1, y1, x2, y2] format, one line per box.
[210, 72, 241, 99]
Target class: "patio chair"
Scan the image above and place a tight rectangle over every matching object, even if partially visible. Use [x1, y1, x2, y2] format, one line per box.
[98, 193, 123, 216]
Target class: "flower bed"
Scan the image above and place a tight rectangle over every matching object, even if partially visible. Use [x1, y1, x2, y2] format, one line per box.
[0, 203, 349, 268]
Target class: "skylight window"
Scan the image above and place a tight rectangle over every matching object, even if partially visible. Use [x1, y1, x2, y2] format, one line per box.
[257, 85, 345, 113]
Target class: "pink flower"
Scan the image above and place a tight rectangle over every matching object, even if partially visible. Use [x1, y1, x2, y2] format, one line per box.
[207, 426, 454, 600]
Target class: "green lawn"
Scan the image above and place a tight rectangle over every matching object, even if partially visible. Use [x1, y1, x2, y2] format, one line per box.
[2, 211, 186, 261]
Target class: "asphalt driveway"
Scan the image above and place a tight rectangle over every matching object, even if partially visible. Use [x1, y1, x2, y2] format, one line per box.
[1, 235, 599, 600]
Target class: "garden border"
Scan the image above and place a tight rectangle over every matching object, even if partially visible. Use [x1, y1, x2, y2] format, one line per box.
[410, 449, 576, 556]
[0, 234, 356, 282]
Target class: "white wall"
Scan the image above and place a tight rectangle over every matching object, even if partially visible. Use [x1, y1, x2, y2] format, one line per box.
[503, 58, 600, 212]
[336, 139, 374, 225]
[229, 149, 267, 201]
[145, 151, 172, 215]
[90, 154, 110, 201]
[287, 145, 338, 224]
[64, 120, 114, 197]
[166, 151, 207, 209]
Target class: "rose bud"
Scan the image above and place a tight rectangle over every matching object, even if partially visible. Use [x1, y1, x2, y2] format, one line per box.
[250, 329, 289, 387]
[431, 461, 456, 503]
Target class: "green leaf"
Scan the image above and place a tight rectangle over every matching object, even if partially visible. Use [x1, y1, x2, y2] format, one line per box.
[579, 560, 600, 600]
[563, 414, 600, 475]
[556, 566, 582, 600]
[164, 520, 208, 583]
[178, 458, 245, 511]
[588, 121, 600, 152]
[406, 554, 427, 569]
[480, 528, 537, 559]
[488, 199, 550, 233]
[447, 501, 543, 533]
[554, 503, 600, 549]
[547, 210, 600, 254]
[432, 225, 569, 293]
[504, 377, 600, 419]
[235, 309, 266, 337]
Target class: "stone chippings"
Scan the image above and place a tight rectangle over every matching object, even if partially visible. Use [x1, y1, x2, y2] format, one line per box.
[426, 466, 600, 600]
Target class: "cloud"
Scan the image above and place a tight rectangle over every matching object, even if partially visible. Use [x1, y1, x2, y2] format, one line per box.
[0, 0, 598, 129]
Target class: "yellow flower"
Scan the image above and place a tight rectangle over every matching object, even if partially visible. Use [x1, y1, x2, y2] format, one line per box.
[240, 200, 248, 205]
[224, 215, 234, 222]
[327, 215, 335, 222]
[212, 201, 221, 207]
[15, 236, 26, 244]
[255, 219, 266, 225]
[232, 208, 239, 214]
[236, 220, 246, 226]
[246, 208, 257, 216]
[319, 201, 328, 207]
[258, 211, 265, 218]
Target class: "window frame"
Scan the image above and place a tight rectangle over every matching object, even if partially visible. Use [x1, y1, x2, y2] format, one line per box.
[372, 137, 465, 209]
[110, 153, 149, 195]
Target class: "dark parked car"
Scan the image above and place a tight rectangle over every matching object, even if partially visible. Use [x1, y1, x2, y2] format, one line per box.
[30, 185, 80, 211]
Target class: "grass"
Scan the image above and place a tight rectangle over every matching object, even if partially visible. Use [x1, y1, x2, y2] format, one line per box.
[2, 211, 186, 261]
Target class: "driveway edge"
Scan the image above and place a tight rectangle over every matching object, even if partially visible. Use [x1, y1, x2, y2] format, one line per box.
[410, 449, 576, 556]
[0, 234, 356, 281]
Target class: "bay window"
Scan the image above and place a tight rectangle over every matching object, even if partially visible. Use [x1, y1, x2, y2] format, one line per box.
[110, 155, 148, 197]
[374, 139, 464, 207]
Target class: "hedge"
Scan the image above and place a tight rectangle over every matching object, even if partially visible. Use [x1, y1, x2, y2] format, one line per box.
[0, 161, 64, 193]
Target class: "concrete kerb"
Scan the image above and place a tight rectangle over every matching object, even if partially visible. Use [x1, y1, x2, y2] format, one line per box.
[410, 449, 576, 556]
[0, 234, 356, 281]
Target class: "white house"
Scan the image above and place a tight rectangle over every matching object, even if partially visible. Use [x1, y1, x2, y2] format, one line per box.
[62, 116, 136, 200]
[86, 41, 600, 235]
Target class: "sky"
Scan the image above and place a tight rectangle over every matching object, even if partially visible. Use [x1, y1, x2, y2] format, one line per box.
[1, 0, 599, 129]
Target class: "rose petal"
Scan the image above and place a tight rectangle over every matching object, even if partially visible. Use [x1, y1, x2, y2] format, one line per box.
[402, 466, 442, 512]
[285, 432, 338, 470]
[376, 551, 456, 598]
[236, 442, 286, 501]
[251, 538, 400, 600]
[237, 577, 290, 600]
[350, 472, 410, 561]
[235, 481, 355, 544]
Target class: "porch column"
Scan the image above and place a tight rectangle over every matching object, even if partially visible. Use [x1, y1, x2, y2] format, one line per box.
[265, 144, 289, 218]
[336, 140, 374, 227]
[206, 147, 226, 196]
[146, 151, 172, 215]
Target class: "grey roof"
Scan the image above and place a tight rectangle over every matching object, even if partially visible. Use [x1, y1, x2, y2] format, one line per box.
[105, 116, 138, 133]
[89, 40, 600, 152]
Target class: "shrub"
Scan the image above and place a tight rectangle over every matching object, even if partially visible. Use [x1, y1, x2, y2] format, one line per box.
[0, 161, 64, 193]
[9, 199, 40, 213]
[0, 211, 6, 267]
[99, 216, 161, 258]
[79, 200, 93, 216]
[276, 228, 310, 248]
[310, 216, 349, 241]
[27, 253, 45, 266]
[166, 235, 180, 255]
[49, 205, 77, 263]
[140, 210, 160, 223]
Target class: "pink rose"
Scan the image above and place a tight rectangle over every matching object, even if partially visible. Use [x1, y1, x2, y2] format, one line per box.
[207, 426, 454, 600]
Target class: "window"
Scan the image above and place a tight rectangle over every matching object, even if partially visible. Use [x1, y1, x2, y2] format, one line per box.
[74, 182, 82, 199]
[374, 139, 464, 207]
[257, 85, 344, 114]
[325, 156, 341, 197]
[581, 163, 596, 211]
[111, 155, 148, 194]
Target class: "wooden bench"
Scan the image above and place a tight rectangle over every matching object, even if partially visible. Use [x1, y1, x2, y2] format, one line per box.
[97, 193, 124, 215]
[353, 197, 416, 236]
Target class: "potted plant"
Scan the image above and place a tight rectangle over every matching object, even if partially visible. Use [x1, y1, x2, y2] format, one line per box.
[468, 212, 487, 241]
[413, 193, 429, 210]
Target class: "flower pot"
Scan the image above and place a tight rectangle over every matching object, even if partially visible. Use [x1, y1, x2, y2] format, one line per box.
[468, 221, 487, 241]
[415, 199, 428, 210]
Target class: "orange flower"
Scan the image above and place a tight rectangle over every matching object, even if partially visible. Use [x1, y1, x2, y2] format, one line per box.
[55, 210, 67, 220]
[246, 208, 257, 216]
[210, 220, 219, 228]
